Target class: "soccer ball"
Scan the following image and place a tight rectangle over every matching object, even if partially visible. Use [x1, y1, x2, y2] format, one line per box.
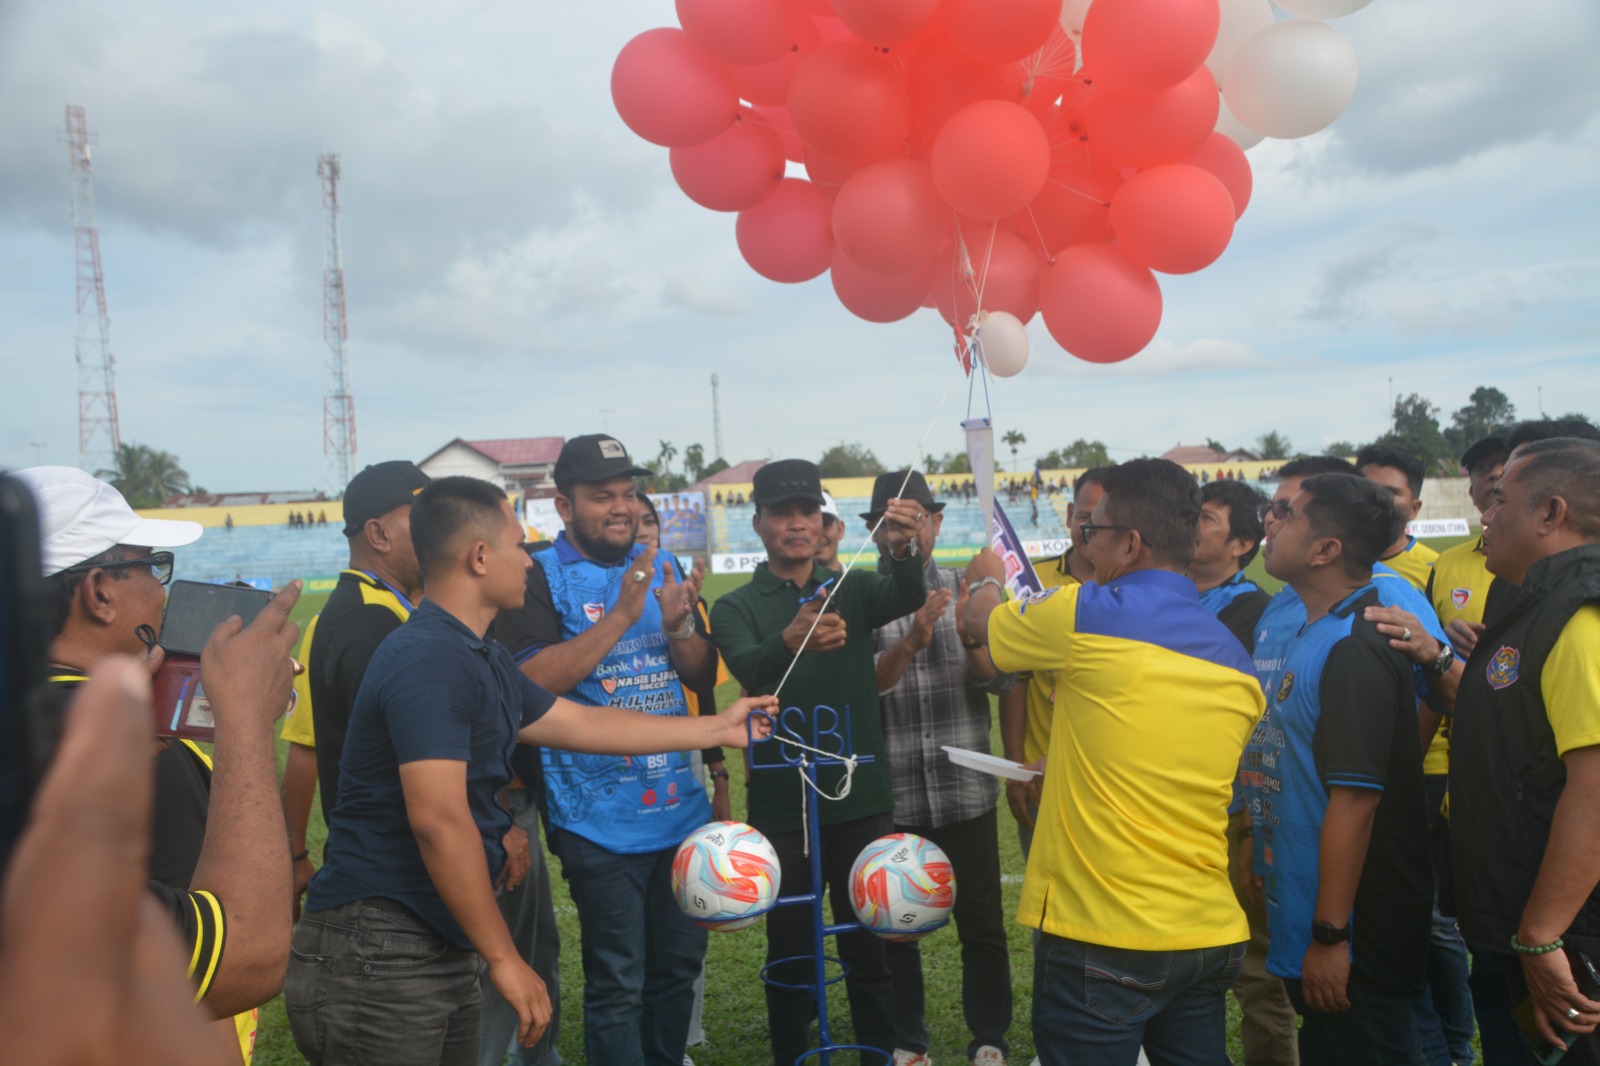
[849, 833, 956, 942]
[672, 821, 781, 931]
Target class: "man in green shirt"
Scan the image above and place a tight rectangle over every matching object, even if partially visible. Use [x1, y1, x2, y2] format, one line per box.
[710, 458, 926, 1066]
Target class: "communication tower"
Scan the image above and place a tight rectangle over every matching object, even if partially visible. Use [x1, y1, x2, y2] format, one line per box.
[711, 372, 724, 461]
[63, 105, 121, 472]
[319, 154, 357, 494]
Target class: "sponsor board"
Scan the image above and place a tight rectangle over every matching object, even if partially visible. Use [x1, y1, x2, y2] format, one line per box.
[1407, 518, 1471, 538]
[710, 541, 1070, 575]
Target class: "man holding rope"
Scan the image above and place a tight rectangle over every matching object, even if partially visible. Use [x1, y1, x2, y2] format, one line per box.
[710, 458, 927, 1066]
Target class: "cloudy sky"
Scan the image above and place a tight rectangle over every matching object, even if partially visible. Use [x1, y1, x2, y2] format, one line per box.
[2, 0, 1596, 492]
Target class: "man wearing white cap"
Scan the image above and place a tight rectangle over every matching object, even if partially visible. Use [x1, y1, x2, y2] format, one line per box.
[816, 491, 846, 573]
[17, 466, 305, 1062]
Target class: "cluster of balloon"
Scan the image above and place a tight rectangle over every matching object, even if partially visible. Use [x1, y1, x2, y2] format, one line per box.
[612, 0, 1371, 368]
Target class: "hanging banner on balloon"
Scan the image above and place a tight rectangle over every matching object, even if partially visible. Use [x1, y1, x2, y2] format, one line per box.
[964, 417, 995, 544]
[991, 501, 1044, 599]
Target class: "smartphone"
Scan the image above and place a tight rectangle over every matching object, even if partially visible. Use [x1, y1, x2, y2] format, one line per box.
[152, 580, 273, 740]
[1515, 952, 1600, 1064]
[0, 474, 50, 871]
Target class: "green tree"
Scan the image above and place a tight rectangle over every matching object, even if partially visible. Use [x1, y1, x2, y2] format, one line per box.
[1445, 386, 1516, 455]
[1001, 429, 1027, 471]
[683, 443, 706, 483]
[96, 443, 192, 509]
[1374, 393, 1451, 469]
[817, 442, 886, 478]
[701, 456, 729, 479]
[656, 440, 677, 479]
[1323, 441, 1358, 459]
[1204, 437, 1227, 453]
[1039, 439, 1112, 469]
[1256, 431, 1292, 460]
[929, 449, 971, 474]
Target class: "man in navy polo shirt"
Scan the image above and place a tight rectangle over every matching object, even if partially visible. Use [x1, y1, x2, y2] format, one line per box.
[285, 476, 772, 1066]
[495, 434, 719, 1066]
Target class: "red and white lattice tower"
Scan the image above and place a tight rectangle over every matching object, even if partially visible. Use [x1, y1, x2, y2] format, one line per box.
[318, 154, 357, 494]
[64, 104, 122, 472]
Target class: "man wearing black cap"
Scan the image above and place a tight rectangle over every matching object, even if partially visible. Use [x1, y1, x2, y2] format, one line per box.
[867, 471, 1016, 1066]
[710, 458, 926, 1066]
[494, 434, 719, 1066]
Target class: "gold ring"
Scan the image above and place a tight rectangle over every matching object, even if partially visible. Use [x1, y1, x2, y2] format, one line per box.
[290, 658, 305, 676]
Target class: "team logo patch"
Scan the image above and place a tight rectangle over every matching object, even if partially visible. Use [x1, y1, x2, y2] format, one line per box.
[600, 677, 618, 695]
[1451, 588, 1471, 609]
[1487, 645, 1520, 690]
[1016, 584, 1059, 615]
[583, 602, 606, 624]
[1276, 670, 1295, 704]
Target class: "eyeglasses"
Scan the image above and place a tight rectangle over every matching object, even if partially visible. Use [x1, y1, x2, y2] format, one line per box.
[60, 550, 175, 586]
[1077, 522, 1135, 545]
[1257, 499, 1293, 524]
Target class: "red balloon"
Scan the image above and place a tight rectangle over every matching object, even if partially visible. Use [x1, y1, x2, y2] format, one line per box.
[1184, 131, 1253, 218]
[931, 100, 1051, 220]
[902, 33, 1025, 150]
[830, 247, 935, 323]
[670, 114, 786, 212]
[1082, 0, 1218, 95]
[788, 44, 912, 164]
[612, 28, 739, 148]
[1008, 144, 1122, 254]
[730, 17, 820, 106]
[933, 227, 1042, 326]
[834, 0, 940, 45]
[1039, 243, 1162, 363]
[736, 178, 836, 283]
[943, 0, 1064, 63]
[803, 146, 870, 195]
[800, 0, 835, 14]
[1018, 24, 1080, 117]
[1083, 65, 1218, 168]
[1109, 164, 1235, 274]
[677, 0, 800, 66]
[749, 105, 806, 162]
[832, 158, 948, 275]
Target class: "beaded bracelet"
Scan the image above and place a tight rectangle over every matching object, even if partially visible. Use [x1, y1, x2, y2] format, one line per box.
[1510, 935, 1564, 955]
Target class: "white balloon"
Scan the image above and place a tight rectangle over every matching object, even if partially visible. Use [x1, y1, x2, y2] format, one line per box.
[1272, 0, 1373, 18]
[1206, 0, 1275, 83]
[1222, 19, 1357, 139]
[1058, 0, 1093, 71]
[1214, 94, 1265, 150]
[977, 311, 1030, 378]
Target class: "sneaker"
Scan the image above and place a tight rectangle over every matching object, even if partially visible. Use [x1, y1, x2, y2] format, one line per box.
[971, 1048, 1007, 1066]
[894, 1052, 932, 1066]
[681, 1056, 694, 1066]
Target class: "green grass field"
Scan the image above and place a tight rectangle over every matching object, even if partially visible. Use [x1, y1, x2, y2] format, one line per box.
[252, 541, 1469, 1064]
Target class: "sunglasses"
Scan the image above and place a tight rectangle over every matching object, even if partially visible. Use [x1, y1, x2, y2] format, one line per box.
[1257, 499, 1293, 524]
[60, 550, 175, 586]
[1077, 522, 1135, 545]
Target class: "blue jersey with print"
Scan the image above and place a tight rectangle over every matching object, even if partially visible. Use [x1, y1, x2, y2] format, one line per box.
[532, 535, 709, 853]
[1199, 570, 1262, 617]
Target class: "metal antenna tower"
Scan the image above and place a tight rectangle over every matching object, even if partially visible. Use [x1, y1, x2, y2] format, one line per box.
[711, 373, 724, 461]
[63, 105, 121, 472]
[318, 154, 357, 493]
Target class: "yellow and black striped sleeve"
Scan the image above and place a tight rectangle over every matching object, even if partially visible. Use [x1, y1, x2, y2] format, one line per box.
[149, 882, 227, 1001]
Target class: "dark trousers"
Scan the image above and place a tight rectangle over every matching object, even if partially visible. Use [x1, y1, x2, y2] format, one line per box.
[886, 809, 1012, 1058]
[1498, 950, 1600, 1066]
[1285, 977, 1427, 1066]
[755, 810, 898, 1066]
[286, 897, 483, 1066]
[479, 789, 562, 1066]
[1471, 948, 1539, 1065]
[1415, 774, 1475, 1066]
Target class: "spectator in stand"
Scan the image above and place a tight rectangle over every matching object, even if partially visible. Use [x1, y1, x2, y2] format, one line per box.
[817, 491, 847, 574]
[1357, 444, 1439, 592]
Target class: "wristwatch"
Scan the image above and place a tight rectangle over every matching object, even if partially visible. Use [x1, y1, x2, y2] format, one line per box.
[891, 539, 920, 562]
[1423, 642, 1455, 677]
[1311, 920, 1352, 946]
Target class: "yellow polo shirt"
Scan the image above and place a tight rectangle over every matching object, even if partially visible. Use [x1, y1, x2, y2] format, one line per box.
[1383, 536, 1439, 594]
[1020, 553, 1080, 765]
[1424, 537, 1494, 774]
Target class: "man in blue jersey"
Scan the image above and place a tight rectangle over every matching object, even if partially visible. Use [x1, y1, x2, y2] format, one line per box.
[493, 436, 719, 1066]
[1238, 473, 1435, 1064]
[1357, 444, 1438, 593]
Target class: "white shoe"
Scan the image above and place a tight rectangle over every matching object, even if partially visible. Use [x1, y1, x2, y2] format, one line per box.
[894, 1052, 933, 1066]
[971, 1048, 1007, 1066]
[681, 1055, 694, 1066]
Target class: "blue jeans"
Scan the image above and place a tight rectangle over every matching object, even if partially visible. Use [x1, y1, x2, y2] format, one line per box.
[551, 830, 707, 1066]
[1032, 933, 1245, 1066]
[1414, 774, 1475, 1066]
[1285, 977, 1427, 1066]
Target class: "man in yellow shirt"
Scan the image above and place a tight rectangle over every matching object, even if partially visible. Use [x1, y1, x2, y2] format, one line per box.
[963, 459, 1265, 1065]
[1357, 444, 1439, 591]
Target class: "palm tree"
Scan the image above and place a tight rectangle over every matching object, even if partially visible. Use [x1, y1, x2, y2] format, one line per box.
[1256, 431, 1292, 461]
[657, 440, 678, 479]
[97, 443, 192, 509]
[1001, 430, 1027, 472]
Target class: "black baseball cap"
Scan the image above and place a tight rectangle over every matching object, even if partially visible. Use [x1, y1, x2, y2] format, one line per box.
[553, 434, 652, 492]
[751, 459, 825, 508]
[342, 460, 430, 536]
[1460, 432, 1510, 471]
[860, 470, 945, 522]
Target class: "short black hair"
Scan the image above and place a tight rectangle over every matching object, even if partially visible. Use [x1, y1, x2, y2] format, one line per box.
[45, 544, 131, 641]
[1506, 418, 1600, 451]
[1513, 438, 1600, 540]
[1097, 459, 1202, 568]
[1201, 480, 1268, 568]
[1277, 455, 1357, 481]
[411, 476, 509, 581]
[1073, 465, 1115, 496]
[1299, 473, 1405, 575]
[638, 494, 660, 524]
[1356, 443, 1425, 499]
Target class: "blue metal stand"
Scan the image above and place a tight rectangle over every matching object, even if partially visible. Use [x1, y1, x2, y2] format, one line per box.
[751, 709, 891, 1066]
